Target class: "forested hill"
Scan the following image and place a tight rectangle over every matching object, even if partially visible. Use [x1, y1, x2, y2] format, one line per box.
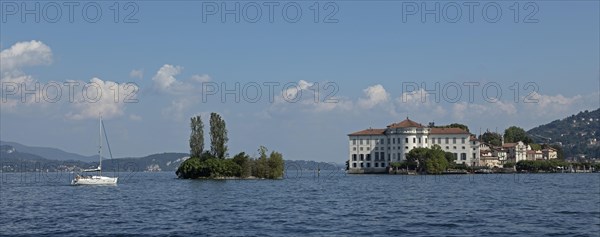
[527, 108, 600, 159]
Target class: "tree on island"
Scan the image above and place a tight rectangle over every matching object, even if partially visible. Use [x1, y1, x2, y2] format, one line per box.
[210, 113, 228, 159]
[176, 113, 285, 179]
[504, 126, 533, 144]
[479, 131, 503, 146]
[189, 115, 204, 158]
[406, 145, 448, 174]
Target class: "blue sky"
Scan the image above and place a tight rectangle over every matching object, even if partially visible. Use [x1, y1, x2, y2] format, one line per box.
[1, 1, 599, 161]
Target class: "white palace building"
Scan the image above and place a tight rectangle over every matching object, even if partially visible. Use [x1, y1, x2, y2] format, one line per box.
[348, 118, 480, 173]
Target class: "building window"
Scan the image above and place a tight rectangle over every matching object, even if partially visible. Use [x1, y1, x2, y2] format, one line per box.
[397, 153, 401, 161]
[353, 163, 357, 168]
[360, 163, 364, 168]
[375, 152, 380, 160]
[462, 146, 465, 150]
[352, 139, 356, 145]
[462, 138, 466, 144]
[380, 152, 385, 160]
[360, 147, 363, 151]
[453, 137, 456, 144]
[375, 162, 379, 167]
[381, 139, 384, 144]
[418, 138, 421, 143]
[366, 154, 371, 161]
[405, 138, 409, 143]
[393, 153, 396, 159]
[461, 153, 467, 160]
[360, 139, 363, 145]
[445, 137, 449, 144]
[453, 146, 457, 149]
[352, 154, 357, 161]
[360, 154, 364, 161]
[387, 138, 391, 144]
[393, 138, 396, 144]
[446, 146, 449, 150]
[405, 146, 409, 150]
[353, 147, 356, 151]
[413, 138, 416, 143]
[432, 139, 435, 144]
[381, 163, 386, 167]
[366, 163, 371, 168]
[438, 138, 442, 144]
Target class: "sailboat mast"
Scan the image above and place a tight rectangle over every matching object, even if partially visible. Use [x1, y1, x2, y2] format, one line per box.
[99, 115, 102, 176]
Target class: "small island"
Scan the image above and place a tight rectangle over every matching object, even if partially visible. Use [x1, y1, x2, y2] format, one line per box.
[176, 113, 284, 179]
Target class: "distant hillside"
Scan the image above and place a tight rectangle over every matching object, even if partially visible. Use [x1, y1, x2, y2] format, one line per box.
[0, 141, 97, 162]
[527, 108, 600, 159]
[0, 145, 90, 172]
[98, 153, 189, 172]
[0, 143, 189, 172]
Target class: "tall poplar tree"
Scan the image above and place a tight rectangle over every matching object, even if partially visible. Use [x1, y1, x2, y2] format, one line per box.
[189, 116, 204, 158]
[209, 112, 228, 159]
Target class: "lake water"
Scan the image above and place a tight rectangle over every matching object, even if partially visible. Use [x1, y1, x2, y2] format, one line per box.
[1, 171, 599, 236]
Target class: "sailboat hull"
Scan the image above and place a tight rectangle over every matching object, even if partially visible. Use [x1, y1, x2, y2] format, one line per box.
[71, 176, 118, 185]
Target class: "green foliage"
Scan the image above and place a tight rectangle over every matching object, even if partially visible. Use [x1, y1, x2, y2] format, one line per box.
[178, 114, 285, 179]
[232, 152, 252, 178]
[176, 146, 285, 179]
[423, 146, 447, 174]
[503, 162, 515, 168]
[209, 113, 228, 159]
[390, 162, 402, 168]
[504, 126, 533, 144]
[189, 116, 204, 158]
[530, 143, 542, 150]
[436, 123, 469, 132]
[390, 161, 417, 169]
[176, 157, 202, 179]
[516, 160, 569, 172]
[198, 151, 215, 162]
[479, 131, 503, 146]
[444, 151, 456, 164]
[406, 145, 448, 174]
[267, 151, 284, 179]
[452, 163, 468, 170]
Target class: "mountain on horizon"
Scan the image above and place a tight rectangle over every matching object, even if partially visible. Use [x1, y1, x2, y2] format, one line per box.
[527, 108, 600, 159]
[0, 140, 98, 162]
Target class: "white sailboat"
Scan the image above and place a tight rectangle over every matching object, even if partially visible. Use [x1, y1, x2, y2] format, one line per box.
[72, 116, 118, 185]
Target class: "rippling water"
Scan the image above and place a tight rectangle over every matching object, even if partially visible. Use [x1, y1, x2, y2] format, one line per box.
[1, 172, 599, 236]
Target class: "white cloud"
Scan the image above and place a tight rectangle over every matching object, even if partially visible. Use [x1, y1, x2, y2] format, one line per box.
[129, 69, 144, 79]
[66, 78, 139, 120]
[280, 80, 313, 102]
[152, 64, 183, 91]
[358, 84, 389, 109]
[191, 74, 211, 83]
[162, 98, 194, 121]
[0, 41, 54, 113]
[0, 40, 52, 72]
